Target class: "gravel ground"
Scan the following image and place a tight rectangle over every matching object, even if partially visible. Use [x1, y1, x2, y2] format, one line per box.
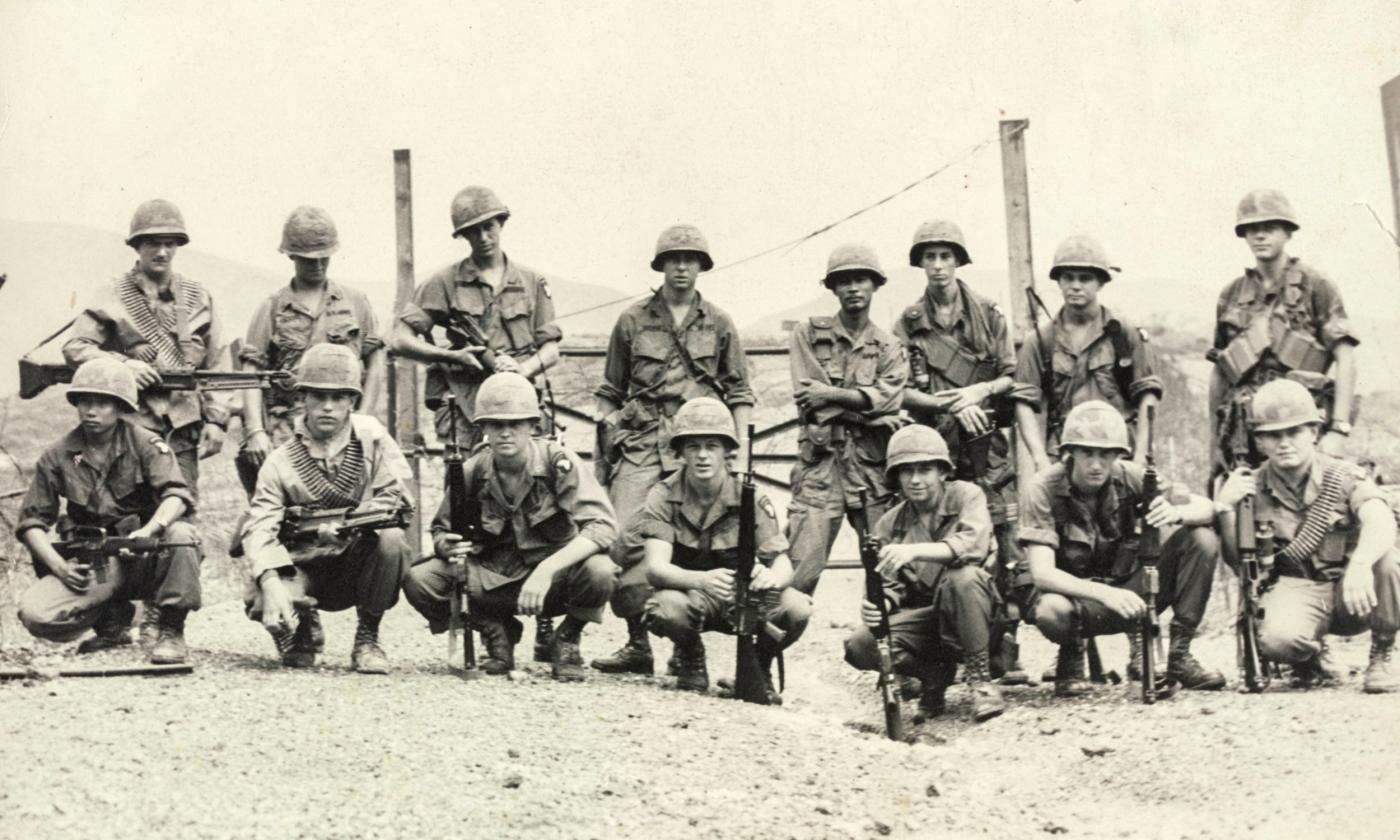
[1, 569, 1397, 840]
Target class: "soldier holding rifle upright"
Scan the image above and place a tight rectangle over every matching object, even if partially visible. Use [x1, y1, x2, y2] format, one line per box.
[15, 359, 202, 665]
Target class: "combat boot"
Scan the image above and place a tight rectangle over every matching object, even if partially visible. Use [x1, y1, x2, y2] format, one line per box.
[284, 605, 321, 667]
[350, 611, 389, 675]
[673, 635, 709, 693]
[917, 659, 957, 718]
[992, 629, 1030, 686]
[964, 651, 1007, 722]
[478, 617, 522, 675]
[1166, 625, 1225, 691]
[268, 626, 300, 666]
[1124, 631, 1167, 682]
[1054, 639, 1092, 698]
[301, 607, 325, 652]
[550, 616, 587, 682]
[534, 615, 555, 664]
[148, 608, 189, 665]
[756, 640, 784, 705]
[1291, 640, 1340, 688]
[590, 616, 654, 675]
[1363, 633, 1400, 694]
[77, 604, 134, 654]
[138, 599, 162, 649]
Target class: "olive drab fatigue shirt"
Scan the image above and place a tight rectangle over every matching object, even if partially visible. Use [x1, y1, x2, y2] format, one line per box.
[1012, 306, 1162, 442]
[595, 291, 754, 472]
[63, 267, 232, 435]
[16, 419, 194, 544]
[788, 315, 906, 511]
[894, 281, 1027, 521]
[242, 414, 414, 578]
[872, 482, 992, 610]
[632, 469, 787, 572]
[398, 255, 562, 418]
[430, 439, 616, 592]
[1250, 454, 1379, 582]
[241, 279, 383, 425]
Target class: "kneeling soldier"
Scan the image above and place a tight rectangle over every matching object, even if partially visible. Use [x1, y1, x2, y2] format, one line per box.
[1020, 401, 1225, 696]
[638, 397, 811, 701]
[16, 358, 201, 664]
[1214, 379, 1399, 692]
[241, 344, 414, 673]
[403, 372, 617, 681]
[844, 425, 1005, 722]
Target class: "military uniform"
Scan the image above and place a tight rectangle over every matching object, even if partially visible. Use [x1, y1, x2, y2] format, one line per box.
[15, 418, 201, 641]
[397, 256, 561, 449]
[403, 438, 617, 632]
[786, 315, 905, 594]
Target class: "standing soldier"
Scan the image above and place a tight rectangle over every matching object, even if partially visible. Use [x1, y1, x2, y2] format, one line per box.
[590, 224, 755, 675]
[241, 344, 414, 673]
[1209, 190, 1357, 478]
[843, 425, 1005, 721]
[237, 206, 386, 495]
[895, 220, 1028, 683]
[62, 198, 230, 648]
[1214, 379, 1399, 693]
[402, 373, 618, 681]
[638, 398, 809, 700]
[15, 359, 201, 664]
[390, 185, 563, 658]
[1019, 401, 1225, 696]
[786, 242, 906, 596]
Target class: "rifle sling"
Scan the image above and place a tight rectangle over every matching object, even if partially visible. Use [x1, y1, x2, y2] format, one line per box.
[285, 433, 366, 509]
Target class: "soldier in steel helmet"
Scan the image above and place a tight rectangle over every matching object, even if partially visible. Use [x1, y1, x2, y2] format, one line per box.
[1213, 379, 1399, 693]
[1209, 190, 1357, 480]
[15, 358, 202, 664]
[786, 242, 908, 596]
[1018, 400, 1225, 696]
[590, 224, 755, 676]
[236, 206, 386, 496]
[402, 372, 618, 681]
[240, 344, 415, 674]
[633, 398, 808, 701]
[61, 198, 232, 647]
[844, 424, 1006, 722]
[896, 219, 1033, 685]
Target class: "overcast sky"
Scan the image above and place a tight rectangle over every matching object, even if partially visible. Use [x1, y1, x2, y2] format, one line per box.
[2, 1, 1398, 351]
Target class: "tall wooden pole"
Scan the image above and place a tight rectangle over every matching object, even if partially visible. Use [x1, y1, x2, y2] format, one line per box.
[392, 149, 422, 555]
[999, 119, 1035, 343]
[1382, 75, 1400, 277]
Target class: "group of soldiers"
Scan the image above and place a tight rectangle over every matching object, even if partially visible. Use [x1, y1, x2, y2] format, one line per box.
[12, 185, 1399, 724]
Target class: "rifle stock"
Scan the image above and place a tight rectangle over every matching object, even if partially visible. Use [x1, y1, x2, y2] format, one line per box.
[731, 427, 770, 705]
[856, 489, 903, 741]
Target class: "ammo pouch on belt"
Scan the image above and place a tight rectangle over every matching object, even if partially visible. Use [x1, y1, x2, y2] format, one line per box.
[922, 333, 998, 389]
[1210, 311, 1329, 386]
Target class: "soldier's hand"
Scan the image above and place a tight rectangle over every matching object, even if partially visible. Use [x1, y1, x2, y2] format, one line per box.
[492, 355, 522, 374]
[866, 413, 911, 433]
[128, 522, 161, 540]
[56, 559, 93, 593]
[1342, 563, 1378, 618]
[124, 358, 162, 389]
[1319, 431, 1347, 458]
[198, 425, 223, 459]
[1097, 585, 1146, 621]
[434, 533, 475, 560]
[1215, 468, 1256, 509]
[243, 428, 272, 466]
[1145, 496, 1185, 529]
[794, 379, 835, 413]
[860, 597, 883, 628]
[749, 564, 780, 592]
[448, 347, 486, 372]
[953, 404, 991, 437]
[259, 576, 297, 632]
[701, 569, 735, 602]
[935, 384, 988, 414]
[876, 544, 918, 576]
[517, 568, 553, 615]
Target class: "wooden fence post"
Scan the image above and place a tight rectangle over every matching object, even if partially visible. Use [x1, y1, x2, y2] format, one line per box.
[392, 149, 422, 556]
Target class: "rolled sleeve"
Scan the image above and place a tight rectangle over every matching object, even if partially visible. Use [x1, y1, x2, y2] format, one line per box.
[364, 419, 414, 512]
[531, 277, 563, 346]
[1348, 475, 1383, 515]
[137, 434, 196, 514]
[594, 313, 634, 405]
[62, 310, 121, 366]
[635, 484, 676, 545]
[859, 341, 907, 416]
[352, 290, 385, 357]
[1126, 327, 1164, 402]
[400, 269, 453, 334]
[755, 493, 788, 563]
[15, 451, 64, 536]
[557, 451, 617, 551]
[715, 313, 754, 407]
[989, 306, 1017, 380]
[941, 483, 992, 562]
[1017, 472, 1060, 549]
[242, 456, 294, 578]
[1012, 336, 1046, 407]
[240, 298, 276, 369]
[1311, 274, 1358, 350]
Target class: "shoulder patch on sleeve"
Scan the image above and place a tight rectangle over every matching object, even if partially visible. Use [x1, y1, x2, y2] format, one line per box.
[905, 306, 922, 321]
[989, 302, 1003, 315]
[553, 451, 573, 475]
[1137, 327, 1150, 343]
[809, 316, 833, 329]
[757, 495, 777, 521]
[149, 436, 171, 455]
[539, 277, 552, 298]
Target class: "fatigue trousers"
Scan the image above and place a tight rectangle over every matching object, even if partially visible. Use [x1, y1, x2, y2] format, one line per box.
[1257, 549, 1400, 665]
[787, 496, 890, 596]
[404, 553, 616, 632]
[245, 529, 410, 621]
[1029, 526, 1218, 643]
[604, 444, 669, 620]
[18, 521, 203, 643]
[844, 565, 997, 676]
[646, 586, 812, 649]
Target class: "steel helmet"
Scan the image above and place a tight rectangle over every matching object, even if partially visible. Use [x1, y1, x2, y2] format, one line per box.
[1234, 189, 1300, 237]
[1059, 400, 1131, 455]
[909, 219, 972, 267]
[473, 372, 541, 423]
[1049, 235, 1119, 283]
[669, 397, 738, 450]
[296, 343, 363, 396]
[823, 242, 887, 288]
[885, 424, 953, 477]
[1248, 378, 1322, 432]
[126, 199, 189, 247]
[279, 206, 340, 258]
[66, 358, 139, 413]
[651, 224, 714, 271]
[450, 186, 510, 237]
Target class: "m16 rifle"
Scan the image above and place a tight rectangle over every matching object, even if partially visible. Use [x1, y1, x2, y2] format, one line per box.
[731, 428, 771, 705]
[1132, 405, 1169, 703]
[1236, 485, 1275, 693]
[443, 408, 481, 679]
[443, 312, 499, 373]
[52, 526, 201, 584]
[277, 505, 411, 546]
[856, 489, 903, 741]
[19, 359, 293, 400]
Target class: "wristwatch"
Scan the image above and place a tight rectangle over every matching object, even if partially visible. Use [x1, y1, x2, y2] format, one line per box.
[1329, 421, 1353, 436]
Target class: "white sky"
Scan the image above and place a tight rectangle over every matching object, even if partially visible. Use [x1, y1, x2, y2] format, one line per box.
[2, 0, 1398, 341]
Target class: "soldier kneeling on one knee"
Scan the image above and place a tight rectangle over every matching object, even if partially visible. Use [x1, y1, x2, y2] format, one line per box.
[844, 424, 1006, 723]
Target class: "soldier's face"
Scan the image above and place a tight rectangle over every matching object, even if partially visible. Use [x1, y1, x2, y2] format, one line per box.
[829, 272, 876, 314]
[484, 419, 534, 460]
[896, 462, 945, 503]
[303, 390, 356, 439]
[134, 236, 181, 279]
[661, 252, 704, 293]
[1242, 222, 1291, 261]
[1066, 447, 1119, 491]
[462, 217, 503, 259]
[1255, 423, 1317, 471]
[291, 255, 330, 282]
[72, 395, 121, 436]
[1055, 270, 1103, 308]
[680, 436, 729, 482]
[919, 245, 960, 289]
